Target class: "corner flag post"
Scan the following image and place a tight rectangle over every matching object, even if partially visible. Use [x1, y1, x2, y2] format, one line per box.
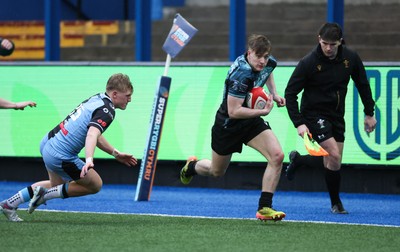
[135, 14, 198, 201]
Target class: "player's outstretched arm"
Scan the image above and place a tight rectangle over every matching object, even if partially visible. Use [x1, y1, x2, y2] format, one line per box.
[114, 152, 138, 167]
[97, 135, 137, 167]
[0, 98, 37, 110]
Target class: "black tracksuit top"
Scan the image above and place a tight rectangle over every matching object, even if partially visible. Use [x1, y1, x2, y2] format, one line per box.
[285, 44, 375, 128]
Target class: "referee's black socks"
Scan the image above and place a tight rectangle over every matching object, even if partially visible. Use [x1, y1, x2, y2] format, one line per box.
[325, 169, 341, 206]
[296, 154, 342, 205]
[296, 154, 324, 170]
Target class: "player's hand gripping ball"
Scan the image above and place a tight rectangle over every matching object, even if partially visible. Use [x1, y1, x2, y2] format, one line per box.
[246, 87, 269, 109]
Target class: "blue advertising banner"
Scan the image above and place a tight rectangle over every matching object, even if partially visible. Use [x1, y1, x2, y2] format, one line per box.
[135, 76, 172, 201]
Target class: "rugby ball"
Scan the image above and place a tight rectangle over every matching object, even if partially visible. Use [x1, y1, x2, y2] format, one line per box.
[246, 87, 269, 109]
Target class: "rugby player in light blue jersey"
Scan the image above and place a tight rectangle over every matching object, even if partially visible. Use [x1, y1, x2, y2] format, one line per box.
[0, 73, 137, 221]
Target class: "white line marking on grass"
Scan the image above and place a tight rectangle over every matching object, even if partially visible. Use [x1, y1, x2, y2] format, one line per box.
[283, 219, 400, 228]
[24, 208, 400, 228]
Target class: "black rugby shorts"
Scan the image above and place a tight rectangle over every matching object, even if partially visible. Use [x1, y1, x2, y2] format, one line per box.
[304, 115, 345, 143]
[211, 117, 271, 155]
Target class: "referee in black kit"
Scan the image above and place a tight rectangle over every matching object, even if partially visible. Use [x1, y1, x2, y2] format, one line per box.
[284, 22, 377, 214]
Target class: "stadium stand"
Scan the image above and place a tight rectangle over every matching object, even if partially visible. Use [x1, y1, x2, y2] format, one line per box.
[0, 21, 119, 60]
[64, 2, 400, 62]
[0, 2, 399, 62]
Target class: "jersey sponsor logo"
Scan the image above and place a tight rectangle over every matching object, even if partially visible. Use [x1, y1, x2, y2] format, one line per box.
[105, 103, 114, 120]
[97, 119, 107, 128]
[229, 79, 249, 94]
[59, 122, 68, 135]
[69, 103, 84, 121]
[256, 69, 272, 87]
[354, 70, 400, 161]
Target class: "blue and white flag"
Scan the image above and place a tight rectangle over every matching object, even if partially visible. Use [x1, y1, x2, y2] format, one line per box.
[162, 14, 198, 58]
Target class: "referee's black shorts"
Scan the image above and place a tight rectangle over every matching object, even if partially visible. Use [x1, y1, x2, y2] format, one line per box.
[211, 117, 271, 155]
[304, 115, 345, 143]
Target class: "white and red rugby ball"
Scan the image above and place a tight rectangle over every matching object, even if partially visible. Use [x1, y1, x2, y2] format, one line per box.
[246, 87, 269, 109]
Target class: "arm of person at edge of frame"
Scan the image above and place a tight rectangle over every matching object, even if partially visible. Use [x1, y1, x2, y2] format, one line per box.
[96, 133, 138, 167]
[265, 73, 286, 107]
[0, 98, 37, 110]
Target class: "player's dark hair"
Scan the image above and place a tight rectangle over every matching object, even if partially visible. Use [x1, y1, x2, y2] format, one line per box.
[247, 34, 271, 57]
[107, 73, 133, 93]
[318, 22, 343, 41]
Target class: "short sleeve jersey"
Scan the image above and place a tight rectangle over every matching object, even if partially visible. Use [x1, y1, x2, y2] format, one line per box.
[47, 93, 115, 156]
[226, 54, 277, 99]
[216, 54, 277, 123]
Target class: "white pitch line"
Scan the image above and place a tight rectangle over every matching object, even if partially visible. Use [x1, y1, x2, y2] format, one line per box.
[22, 208, 400, 228]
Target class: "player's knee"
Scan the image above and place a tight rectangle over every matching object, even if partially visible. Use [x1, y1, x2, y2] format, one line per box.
[277, 151, 284, 164]
[327, 152, 342, 168]
[94, 179, 103, 193]
[88, 177, 103, 194]
[269, 150, 284, 166]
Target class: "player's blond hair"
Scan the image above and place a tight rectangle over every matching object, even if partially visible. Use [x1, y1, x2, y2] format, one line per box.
[106, 73, 133, 93]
